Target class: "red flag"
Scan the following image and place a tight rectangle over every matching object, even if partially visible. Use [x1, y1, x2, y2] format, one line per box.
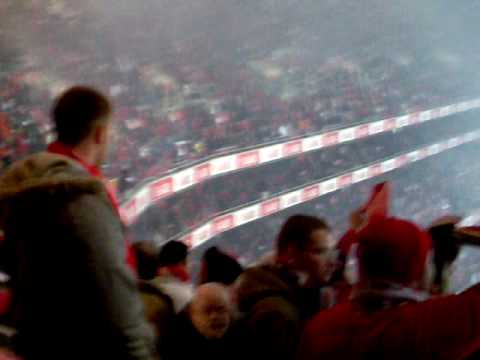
[362, 182, 390, 220]
[337, 183, 391, 258]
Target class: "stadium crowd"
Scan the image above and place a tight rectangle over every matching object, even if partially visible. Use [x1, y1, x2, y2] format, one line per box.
[1, 47, 476, 197]
[1, 85, 480, 360]
[132, 110, 480, 243]
[3, 3, 480, 359]
[2, 1, 480, 197]
[205, 141, 480, 267]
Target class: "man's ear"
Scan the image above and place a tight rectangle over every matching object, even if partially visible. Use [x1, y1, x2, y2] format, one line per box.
[92, 125, 102, 145]
[93, 124, 108, 145]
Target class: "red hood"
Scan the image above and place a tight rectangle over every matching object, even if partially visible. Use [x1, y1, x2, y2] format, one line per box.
[357, 217, 432, 286]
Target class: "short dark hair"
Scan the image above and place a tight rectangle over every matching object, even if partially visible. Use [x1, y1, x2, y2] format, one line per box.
[52, 86, 112, 146]
[132, 241, 159, 281]
[277, 215, 330, 255]
[157, 241, 188, 268]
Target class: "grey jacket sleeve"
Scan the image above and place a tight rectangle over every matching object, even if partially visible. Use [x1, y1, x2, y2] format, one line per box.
[66, 194, 156, 360]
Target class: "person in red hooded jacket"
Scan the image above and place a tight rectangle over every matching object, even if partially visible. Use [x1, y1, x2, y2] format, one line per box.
[299, 217, 480, 360]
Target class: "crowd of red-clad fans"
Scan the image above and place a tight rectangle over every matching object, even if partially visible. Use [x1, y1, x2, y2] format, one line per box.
[205, 141, 480, 270]
[1, 84, 480, 360]
[3, 3, 480, 359]
[1, 49, 476, 197]
[2, 1, 480, 199]
[132, 110, 480, 243]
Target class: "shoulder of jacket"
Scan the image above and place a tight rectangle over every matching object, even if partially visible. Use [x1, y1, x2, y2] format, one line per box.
[252, 295, 300, 319]
[0, 152, 107, 204]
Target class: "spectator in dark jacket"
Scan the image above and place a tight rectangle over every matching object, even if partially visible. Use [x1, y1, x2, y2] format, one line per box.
[0, 86, 155, 359]
[235, 215, 337, 360]
[428, 217, 462, 294]
[140, 240, 193, 354]
[150, 241, 193, 314]
[133, 240, 175, 351]
[199, 246, 244, 286]
[299, 217, 480, 360]
[164, 283, 236, 360]
[133, 241, 159, 282]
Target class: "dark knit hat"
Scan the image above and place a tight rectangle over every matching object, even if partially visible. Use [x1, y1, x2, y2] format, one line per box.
[201, 247, 244, 285]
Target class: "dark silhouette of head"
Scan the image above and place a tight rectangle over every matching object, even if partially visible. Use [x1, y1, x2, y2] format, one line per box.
[52, 86, 112, 166]
[200, 247, 243, 285]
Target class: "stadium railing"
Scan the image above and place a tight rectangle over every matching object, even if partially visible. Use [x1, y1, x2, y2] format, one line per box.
[120, 98, 480, 225]
[168, 130, 480, 248]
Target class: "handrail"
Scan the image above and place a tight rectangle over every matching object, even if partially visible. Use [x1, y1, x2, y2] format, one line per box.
[120, 98, 480, 225]
[171, 130, 480, 248]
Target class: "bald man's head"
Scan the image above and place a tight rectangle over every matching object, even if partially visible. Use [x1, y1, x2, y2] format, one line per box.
[189, 283, 231, 339]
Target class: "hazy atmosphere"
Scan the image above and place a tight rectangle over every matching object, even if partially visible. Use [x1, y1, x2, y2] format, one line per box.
[2, 0, 480, 290]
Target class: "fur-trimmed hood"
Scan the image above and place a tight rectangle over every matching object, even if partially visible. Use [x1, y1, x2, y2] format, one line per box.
[0, 152, 108, 227]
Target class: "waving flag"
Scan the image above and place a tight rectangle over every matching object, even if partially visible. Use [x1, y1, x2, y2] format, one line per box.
[362, 182, 391, 221]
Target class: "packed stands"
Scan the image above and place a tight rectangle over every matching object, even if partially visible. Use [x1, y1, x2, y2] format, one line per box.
[4, 1, 480, 359]
[128, 108, 480, 240]
[2, 1, 480, 200]
[197, 141, 480, 269]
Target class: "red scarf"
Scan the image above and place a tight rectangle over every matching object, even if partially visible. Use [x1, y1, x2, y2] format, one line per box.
[48, 141, 137, 272]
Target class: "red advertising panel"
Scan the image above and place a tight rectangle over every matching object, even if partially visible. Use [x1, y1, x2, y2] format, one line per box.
[338, 173, 353, 188]
[283, 140, 303, 157]
[368, 164, 383, 178]
[302, 185, 320, 201]
[237, 150, 260, 168]
[213, 215, 235, 234]
[261, 198, 281, 216]
[384, 118, 397, 131]
[395, 154, 409, 168]
[323, 131, 339, 147]
[355, 124, 370, 139]
[194, 163, 211, 182]
[151, 177, 174, 201]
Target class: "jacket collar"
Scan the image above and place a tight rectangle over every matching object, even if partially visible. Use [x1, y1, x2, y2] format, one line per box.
[48, 141, 120, 211]
[352, 282, 430, 311]
[47, 141, 103, 179]
[0, 152, 108, 227]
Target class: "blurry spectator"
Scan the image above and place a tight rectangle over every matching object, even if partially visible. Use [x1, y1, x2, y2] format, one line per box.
[134, 241, 160, 281]
[235, 215, 336, 360]
[163, 283, 236, 360]
[47, 86, 137, 270]
[428, 217, 463, 294]
[133, 242, 168, 353]
[299, 217, 480, 360]
[151, 241, 194, 313]
[199, 247, 244, 286]
[0, 87, 155, 359]
[140, 240, 193, 350]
